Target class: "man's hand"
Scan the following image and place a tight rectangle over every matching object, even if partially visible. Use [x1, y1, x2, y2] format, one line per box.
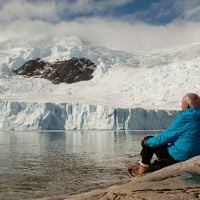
[141, 136, 154, 147]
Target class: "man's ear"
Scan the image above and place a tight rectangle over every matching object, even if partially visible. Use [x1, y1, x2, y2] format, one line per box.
[182, 102, 190, 110]
[187, 104, 190, 109]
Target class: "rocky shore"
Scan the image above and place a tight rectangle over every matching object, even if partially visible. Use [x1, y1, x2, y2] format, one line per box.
[39, 156, 200, 200]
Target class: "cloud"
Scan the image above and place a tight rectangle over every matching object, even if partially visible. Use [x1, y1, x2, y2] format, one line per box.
[0, 0, 132, 22]
[0, 0, 200, 52]
[1, 17, 200, 52]
[174, 0, 200, 21]
[0, 0, 62, 22]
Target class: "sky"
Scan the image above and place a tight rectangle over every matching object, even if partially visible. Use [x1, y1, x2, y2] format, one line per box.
[0, 0, 200, 52]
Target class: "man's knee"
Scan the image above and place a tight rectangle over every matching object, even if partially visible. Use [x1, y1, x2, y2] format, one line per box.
[141, 135, 154, 148]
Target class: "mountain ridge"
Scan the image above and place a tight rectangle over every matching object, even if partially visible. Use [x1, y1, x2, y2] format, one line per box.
[0, 36, 200, 109]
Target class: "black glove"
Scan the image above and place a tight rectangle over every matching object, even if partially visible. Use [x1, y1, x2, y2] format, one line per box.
[141, 135, 154, 147]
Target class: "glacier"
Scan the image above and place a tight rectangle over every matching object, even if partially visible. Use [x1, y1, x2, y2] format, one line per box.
[0, 36, 200, 130]
[0, 100, 178, 130]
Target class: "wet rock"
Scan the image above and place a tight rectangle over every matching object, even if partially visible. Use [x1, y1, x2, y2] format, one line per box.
[13, 57, 96, 84]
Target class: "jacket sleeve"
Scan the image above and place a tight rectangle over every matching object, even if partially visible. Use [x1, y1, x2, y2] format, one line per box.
[147, 113, 184, 147]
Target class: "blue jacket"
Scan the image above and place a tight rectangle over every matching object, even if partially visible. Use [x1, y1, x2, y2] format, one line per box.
[147, 108, 200, 161]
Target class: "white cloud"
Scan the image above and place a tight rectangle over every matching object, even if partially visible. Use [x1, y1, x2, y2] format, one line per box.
[0, 0, 61, 22]
[174, 0, 200, 21]
[0, 0, 133, 23]
[184, 6, 200, 20]
[1, 17, 200, 52]
[0, 0, 200, 52]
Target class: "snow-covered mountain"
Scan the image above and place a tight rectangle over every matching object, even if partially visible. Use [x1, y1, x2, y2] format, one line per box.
[0, 36, 200, 130]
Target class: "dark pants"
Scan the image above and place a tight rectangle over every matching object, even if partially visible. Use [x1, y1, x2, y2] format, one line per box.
[140, 145, 176, 167]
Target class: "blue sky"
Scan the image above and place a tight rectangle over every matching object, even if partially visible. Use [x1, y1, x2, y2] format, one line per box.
[0, 0, 200, 51]
[59, 0, 177, 25]
[59, 0, 165, 23]
[0, 0, 196, 24]
[22, 0, 199, 24]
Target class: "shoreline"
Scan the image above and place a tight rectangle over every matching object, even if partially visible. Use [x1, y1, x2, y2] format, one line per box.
[38, 156, 200, 200]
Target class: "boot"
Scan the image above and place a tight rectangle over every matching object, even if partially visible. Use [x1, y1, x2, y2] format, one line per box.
[133, 165, 149, 175]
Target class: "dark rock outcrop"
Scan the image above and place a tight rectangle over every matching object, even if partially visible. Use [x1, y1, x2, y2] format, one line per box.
[13, 57, 96, 84]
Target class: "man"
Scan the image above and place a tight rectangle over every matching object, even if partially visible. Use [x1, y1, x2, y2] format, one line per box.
[128, 93, 200, 177]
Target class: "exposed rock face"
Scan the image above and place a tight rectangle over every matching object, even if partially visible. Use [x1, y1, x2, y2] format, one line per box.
[13, 57, 96, 84]
[38, 156, 200, 200]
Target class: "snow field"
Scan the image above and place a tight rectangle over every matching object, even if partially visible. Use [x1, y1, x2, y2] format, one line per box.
[0, 36, 200, 130]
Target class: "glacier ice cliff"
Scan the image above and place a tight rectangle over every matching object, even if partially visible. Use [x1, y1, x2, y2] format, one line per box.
[0, 100, 178, 130]
[1, 37, 197, 131]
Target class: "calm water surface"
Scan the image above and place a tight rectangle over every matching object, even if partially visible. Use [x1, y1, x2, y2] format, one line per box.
[0, 130, 159, 200]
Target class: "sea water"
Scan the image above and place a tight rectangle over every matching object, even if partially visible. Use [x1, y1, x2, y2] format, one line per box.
[0, 130, 159, 200]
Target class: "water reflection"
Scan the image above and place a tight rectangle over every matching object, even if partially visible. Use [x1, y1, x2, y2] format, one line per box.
[39, 131, 66, 154]
[0, 130, 159, 200]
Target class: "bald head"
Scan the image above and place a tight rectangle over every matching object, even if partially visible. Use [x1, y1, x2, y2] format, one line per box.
[181, 93, 200, 110]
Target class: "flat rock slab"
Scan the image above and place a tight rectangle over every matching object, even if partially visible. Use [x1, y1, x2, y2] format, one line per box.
[38, 156, 200, 200]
